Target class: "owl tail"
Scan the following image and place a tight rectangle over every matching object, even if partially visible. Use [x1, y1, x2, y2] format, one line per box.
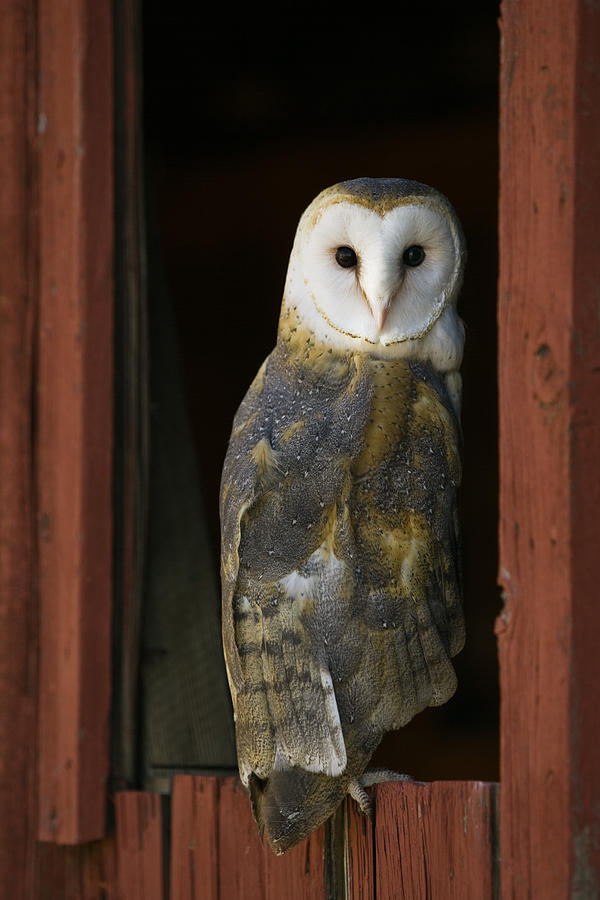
[249, 767, 351, 855]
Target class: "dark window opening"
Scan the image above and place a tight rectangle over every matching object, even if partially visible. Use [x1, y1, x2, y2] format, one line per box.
[139, 3, 501, 788]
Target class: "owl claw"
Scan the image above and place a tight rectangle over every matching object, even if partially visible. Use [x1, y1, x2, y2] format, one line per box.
[349, 770, 419, 819]
[359, 768, 416, 787]
[349, 779, 373, 818]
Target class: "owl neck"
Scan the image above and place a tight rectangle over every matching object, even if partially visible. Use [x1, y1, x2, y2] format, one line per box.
[277, 295, 464, 372]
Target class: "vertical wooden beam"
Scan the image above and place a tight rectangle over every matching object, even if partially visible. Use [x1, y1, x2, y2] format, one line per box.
[262, 817, 326, 900]
[373, 782, 497, 899]
[498, 0, 600, 896]
[0, 0, 38, 894]
[34, 837, 117, 900]
[170, 775, 328, 899]
[115, 793, 165, 900]
[199, 777, 266, 900]
[170, 776, 219, 900]
[37, 0, 114, 843]
[346, 796, 374, 900]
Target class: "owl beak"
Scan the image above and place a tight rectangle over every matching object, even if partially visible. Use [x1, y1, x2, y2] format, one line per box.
[367, 297, 393, 331]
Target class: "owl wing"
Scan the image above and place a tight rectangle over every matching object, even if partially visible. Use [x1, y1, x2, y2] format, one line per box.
[220, 347, 464, 817]
[328, 360, 465, 752]
[220, 344, 374, 787]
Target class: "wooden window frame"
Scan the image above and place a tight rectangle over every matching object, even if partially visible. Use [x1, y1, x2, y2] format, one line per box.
[35, 0, 114, 844]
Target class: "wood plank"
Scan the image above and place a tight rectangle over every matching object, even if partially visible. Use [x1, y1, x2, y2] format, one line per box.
[78, 838, 118, 900]
[262, 809, 326, 900]
[374, 781, 497, 899]
[346, 796, 375, 900]
[170, 776, 219, 900]
[115, 792, 164, 900]
[36, 0, 114, 843]
[497, 0, 600, 895]
[218, 775, 327, 900]
[171, 775, 328, 899]
[170, 777, 497, 899]
[35, 837, 117, 900]
[0, 0, 38, 894]
[215, 777, 266, 900]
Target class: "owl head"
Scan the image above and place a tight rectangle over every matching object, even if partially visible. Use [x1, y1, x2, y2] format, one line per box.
[280, 178, 466, 370]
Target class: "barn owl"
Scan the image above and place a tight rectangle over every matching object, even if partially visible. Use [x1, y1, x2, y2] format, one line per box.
[220, 178, 466, 854]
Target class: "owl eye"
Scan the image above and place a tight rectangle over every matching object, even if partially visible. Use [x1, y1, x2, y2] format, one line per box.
[403, 245, 426, 267]
[335, 246, 358, 268]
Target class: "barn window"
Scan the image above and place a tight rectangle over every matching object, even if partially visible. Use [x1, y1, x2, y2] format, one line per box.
[1, 0, 598, 895]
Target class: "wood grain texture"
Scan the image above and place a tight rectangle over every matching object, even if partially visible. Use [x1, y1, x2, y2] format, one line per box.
[36, 0, 114, 843]
[216, 777, 266, 900]
[34, 837, 117, 900]
[498, 0, 600, 896]
[0, 0, 38, 894]
[170, 775, 327, 899]
[115, 792, 164, 900]
[373, 781, 498, 900]
[345, 796, 375, 900]
[170, 776, 219, 900]
[169, 775, 497, 898]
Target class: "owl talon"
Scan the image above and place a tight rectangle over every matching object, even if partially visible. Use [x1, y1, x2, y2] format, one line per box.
[349, 779, 373, 818]
[349, 770, 417, 819]
[360, 768, 417, 787]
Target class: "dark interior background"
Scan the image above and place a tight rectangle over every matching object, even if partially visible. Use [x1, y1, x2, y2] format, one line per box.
[141, 4, 501, 782]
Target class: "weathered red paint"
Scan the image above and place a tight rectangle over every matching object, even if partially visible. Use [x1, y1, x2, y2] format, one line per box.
[34, 837, 117, 900]
[169, 776, 497, 898]
[497, 0, 600, 896]
[115, 793, 164, 900]
[346, 793, 375, 900]
[170, 775, 327, 900]
[170, 776, 219, 900]
[373, 782, 497, 899]
[345, 781, 498, 899]
[36, 0, 114, 843]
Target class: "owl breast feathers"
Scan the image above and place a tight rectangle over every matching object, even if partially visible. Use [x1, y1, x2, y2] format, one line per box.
[220, 177, 466, 854]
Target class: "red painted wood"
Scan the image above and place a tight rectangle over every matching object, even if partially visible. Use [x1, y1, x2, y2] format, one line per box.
[498, 0, 600, 896]
[373, 781, 497, 899]
[36, 0, 114, 843]
[213, 777, 266, 900]
[78, 839, 117, 900]
[346, 796, 375, 900]
[218, 776, 327, 900]
[0, 0, 38, 894]
[35, 838, 117, 900]
[171, 775, 327, 899]
[170, 776, 219, 900]
[115, 793, 164, 900]
[262, 813, 326, 900]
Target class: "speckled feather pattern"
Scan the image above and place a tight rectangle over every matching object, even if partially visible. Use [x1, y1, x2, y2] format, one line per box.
[220, 324, 464, 853]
